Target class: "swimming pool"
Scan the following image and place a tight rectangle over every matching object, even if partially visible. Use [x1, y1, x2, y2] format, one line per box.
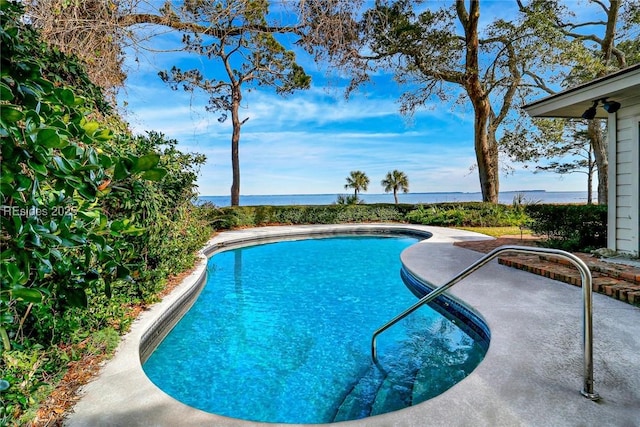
[143, 236, 487, 423]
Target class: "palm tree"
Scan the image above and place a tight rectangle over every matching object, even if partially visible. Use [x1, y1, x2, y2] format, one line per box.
[381, 170, 409, 205]
[344, 171, 370, 199]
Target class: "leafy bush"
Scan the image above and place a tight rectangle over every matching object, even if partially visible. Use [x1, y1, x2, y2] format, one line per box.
[0, 327, 120, 424]
[201, 202, 523, 229]
[1, 0, 140, 349]
[525, 204, 607, 251]
[201, 204, 407, 227]
[99, 132, 210, 301]
[1, 3, 212, 423]
[335, 194, 360, 205]
[405, 203, 526, 227]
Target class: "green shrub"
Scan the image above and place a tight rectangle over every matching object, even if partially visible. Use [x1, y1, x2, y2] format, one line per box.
[335, 194, 359, 205]
[0, 326, 120, 425]
[205, 204, 406, 227]
[99, 132, 210, 302]
[405, 203, 525, 227]
[0, 3, 211, 422]
[1, 346, 65, 424]
[203, 203, 525, 229]
[216, 206, 261, 228]
[525, 204, 607, 251]
[1, 0, 140, 349]
[196, 202, 238, 229]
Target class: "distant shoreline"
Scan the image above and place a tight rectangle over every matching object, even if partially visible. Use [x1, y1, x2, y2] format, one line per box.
[201, 190, 550, 197]
[198, 190, 593, 207]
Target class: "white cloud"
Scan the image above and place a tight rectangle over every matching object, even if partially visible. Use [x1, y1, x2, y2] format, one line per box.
[116, 3, 589, 198]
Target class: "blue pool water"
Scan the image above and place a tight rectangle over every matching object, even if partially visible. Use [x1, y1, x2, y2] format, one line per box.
[143, 236, 487, 423]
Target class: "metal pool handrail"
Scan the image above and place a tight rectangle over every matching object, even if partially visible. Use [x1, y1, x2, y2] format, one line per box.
[371, 245, 600, 401]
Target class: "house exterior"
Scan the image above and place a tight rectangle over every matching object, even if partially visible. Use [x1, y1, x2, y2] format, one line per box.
[524, 64, 640, 255]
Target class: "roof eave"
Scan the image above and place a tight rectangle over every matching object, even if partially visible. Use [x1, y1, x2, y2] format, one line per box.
[523, 65, 640, 119]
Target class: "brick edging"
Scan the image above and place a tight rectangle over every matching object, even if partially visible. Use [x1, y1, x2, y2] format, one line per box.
[497, 255, 640, 306]
[539, 254, 640, 285]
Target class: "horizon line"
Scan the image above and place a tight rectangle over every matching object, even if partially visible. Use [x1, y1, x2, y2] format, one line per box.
[197, 189, 595, 198]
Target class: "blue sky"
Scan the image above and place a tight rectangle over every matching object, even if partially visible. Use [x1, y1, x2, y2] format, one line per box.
[118, 1, 593, 197]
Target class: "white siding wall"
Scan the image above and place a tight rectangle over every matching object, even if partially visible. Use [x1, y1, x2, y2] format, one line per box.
[610, 94, 640, 254]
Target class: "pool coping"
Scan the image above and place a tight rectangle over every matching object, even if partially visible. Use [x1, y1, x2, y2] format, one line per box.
[65, 224, 640, 427]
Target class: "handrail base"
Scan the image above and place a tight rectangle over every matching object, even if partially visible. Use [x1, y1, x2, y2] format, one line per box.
[581, 390, 600, 401]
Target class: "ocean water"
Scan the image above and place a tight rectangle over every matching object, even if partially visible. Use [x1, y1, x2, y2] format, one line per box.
[198, 190, 592, 207]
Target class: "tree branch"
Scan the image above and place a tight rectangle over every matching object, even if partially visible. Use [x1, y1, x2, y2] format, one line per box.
[455, 0, 469, 27]
[591, 0, 609, 13]
[563, 30, 603, 44]
[523, 70, 557, 95]
[492, 43, 519, 128]
[118, 13, 302, 37]
[565, 20, 608, 29]
[601, 0, 624, 68]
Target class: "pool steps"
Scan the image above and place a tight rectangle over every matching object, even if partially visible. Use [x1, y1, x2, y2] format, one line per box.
[343, 245, 599, 419]
[332, 338, 480, 422]
[332, 364, 386, 421]
[371, 366, 416, 415]
[332, 358, 430, 422]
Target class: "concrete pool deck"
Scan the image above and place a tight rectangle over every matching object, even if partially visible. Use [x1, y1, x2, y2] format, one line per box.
[65, 225, 640, 427]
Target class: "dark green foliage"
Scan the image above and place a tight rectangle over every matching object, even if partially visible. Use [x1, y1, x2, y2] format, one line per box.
[201, 202, 607, 253]
[1, 0, 136, 348]
[525, 204, 607, 251]
[1, 3, 211, 423]
[99, 132, 209, 300]
[405, 203, 527, 227]
[335, 194, 360, 205]
[238, 204, 405, 226]
[200, 202, 521, 229]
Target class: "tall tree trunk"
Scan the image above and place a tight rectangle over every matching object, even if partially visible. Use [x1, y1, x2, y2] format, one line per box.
[587, 0, 622, 206]
[393, 189, 398, 205]
[484, 127, 500, 203]
[587, 144, 594, 205]
[588, 120, 608, 204]
[587, 170, 593, 205]
[230, 86, 242, 206]
[458, 0, 499, 203]
[472, 99, 500, 203]
[601, 0, 623, 68]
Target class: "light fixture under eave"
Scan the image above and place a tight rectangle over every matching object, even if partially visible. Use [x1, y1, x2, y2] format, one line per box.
[603, 99, 621, 113]
[582, 101, 598, 119]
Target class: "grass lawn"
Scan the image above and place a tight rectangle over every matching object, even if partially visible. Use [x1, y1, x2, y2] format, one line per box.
[456, 226, 532, 238]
